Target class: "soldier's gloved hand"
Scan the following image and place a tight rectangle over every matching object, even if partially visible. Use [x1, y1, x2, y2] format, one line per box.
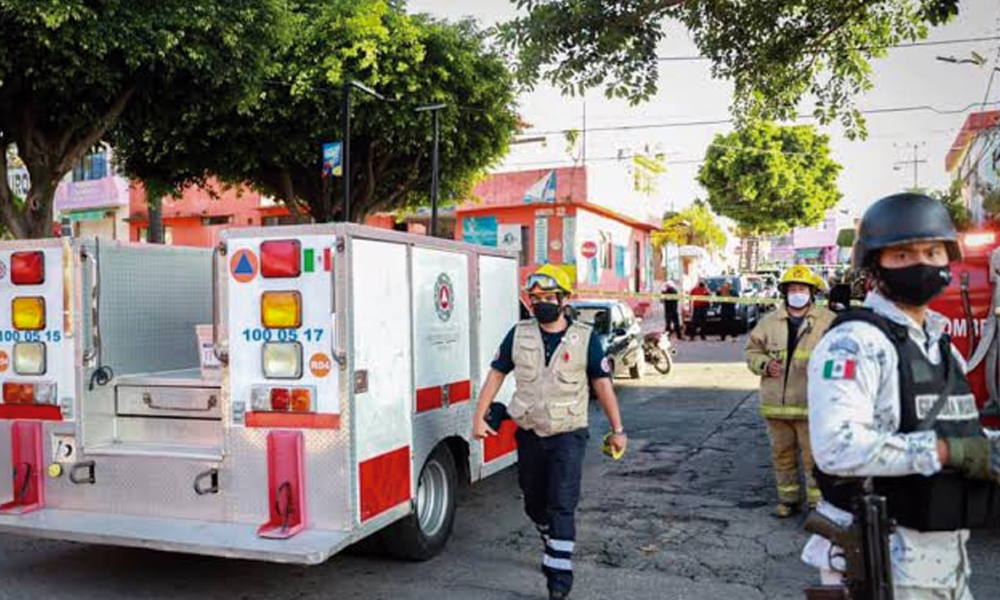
[945, 437, 1000, 482]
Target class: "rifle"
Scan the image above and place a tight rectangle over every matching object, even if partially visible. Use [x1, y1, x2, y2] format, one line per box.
[803, 484, 895, 600]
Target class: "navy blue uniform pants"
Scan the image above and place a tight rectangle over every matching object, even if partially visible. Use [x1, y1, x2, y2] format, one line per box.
[515, 427, 588, 595]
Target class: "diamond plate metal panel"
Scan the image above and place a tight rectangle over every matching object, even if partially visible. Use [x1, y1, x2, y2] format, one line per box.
[98, 243, 212, 375]
[226, 426, 353, 530]
[0, 421, 11, 505]
[38, 422, 227, 521]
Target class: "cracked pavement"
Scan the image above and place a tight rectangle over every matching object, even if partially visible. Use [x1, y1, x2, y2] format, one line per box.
[1, 337, 999, 599]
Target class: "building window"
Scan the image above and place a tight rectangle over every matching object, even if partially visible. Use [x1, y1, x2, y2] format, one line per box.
[72, 149, 109, 182]
[600, 231, 613, 270]
[519, 225, 531, 267]
[137, 226, 174, 244]
[201, 216, 232, 226]
[263, 215, 308, 227]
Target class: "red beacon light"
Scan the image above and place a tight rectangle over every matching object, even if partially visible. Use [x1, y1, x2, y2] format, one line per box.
[260, 240, 301, 278]
[11, 251, 45, 285]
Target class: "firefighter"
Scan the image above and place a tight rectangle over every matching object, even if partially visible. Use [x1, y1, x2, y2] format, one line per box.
[745, 265, 835, 517]
[473, 264, 627, 600]
[804, 192, 1000, 599]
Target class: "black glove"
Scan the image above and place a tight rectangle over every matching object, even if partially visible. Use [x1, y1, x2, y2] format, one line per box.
[946, 437, 1000, 482]
[484, 402, 510, 431]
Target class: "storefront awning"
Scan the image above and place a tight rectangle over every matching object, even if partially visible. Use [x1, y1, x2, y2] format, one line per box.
[795, 248, 823, 260]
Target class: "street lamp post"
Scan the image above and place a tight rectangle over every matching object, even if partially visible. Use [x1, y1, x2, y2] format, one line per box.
[340, 79, 388, 223]
[415, 103, 447, 237]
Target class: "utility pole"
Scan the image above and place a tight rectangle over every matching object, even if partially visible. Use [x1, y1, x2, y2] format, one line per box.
[415, 103, 447, 237]
[893, 142, 928, 190]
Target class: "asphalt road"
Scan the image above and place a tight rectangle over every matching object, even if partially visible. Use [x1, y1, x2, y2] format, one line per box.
[1, 337, 998, 600]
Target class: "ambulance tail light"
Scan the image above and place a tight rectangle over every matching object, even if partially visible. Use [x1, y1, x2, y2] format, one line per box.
[13, 342, 46, 375]
[963, 232, 996, 249]
[249, 385, 314, 413]
[262, 342, 302, 379]
[261, 291, 302, 329]
[3, 383, 33, 404]
[12, 297, 46, 330]
[260, 240, 301, 278]
[270, 388, 291, 411]
[10, 251, 45, 285]
[1, 382, 57, 405]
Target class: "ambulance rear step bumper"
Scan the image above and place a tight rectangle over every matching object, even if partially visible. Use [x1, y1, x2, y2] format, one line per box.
[0, 509, 352, 565]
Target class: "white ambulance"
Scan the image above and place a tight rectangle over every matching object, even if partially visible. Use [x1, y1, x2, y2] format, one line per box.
[0, 224, 520, 563]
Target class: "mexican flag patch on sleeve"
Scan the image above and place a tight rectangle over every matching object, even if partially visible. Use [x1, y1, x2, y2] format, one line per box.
[823, 358, 856, 380]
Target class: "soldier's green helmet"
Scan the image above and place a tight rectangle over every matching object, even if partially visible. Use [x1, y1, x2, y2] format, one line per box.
[852, 192, 962, 270]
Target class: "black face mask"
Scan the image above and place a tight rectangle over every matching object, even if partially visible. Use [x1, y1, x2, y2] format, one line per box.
[878, 264, 952, 307]
[532, 302, 562, 324]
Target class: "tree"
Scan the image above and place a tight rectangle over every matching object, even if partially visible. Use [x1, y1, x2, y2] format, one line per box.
[0, 0, 287, 238]
[113, 0, 519, 223]
[498, 0, 960, 136]
[698, 123, 842, 235]
[652, 200, 726, 251]
[929, 179, 972, 231]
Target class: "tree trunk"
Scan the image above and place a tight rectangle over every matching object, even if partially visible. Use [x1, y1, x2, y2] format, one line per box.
[147, 194, 164, 244]
[19, 172, 59, 239]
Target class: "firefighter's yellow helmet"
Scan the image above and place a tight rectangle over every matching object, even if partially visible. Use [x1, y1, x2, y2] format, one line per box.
[525, 264, 573, 295]
[779, 265, 825, 291]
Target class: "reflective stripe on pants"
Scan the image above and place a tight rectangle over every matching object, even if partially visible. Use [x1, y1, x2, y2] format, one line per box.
[516, 427, 588, 595]
[765, 418, 816, 504]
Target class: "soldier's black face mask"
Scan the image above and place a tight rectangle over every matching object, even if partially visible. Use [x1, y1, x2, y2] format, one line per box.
[878, 264, 952, 307]
[532, 301, 562, 324]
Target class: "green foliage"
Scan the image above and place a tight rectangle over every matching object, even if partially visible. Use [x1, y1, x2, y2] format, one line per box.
[652, 200, 726, 251]
[633, 151, 667, 196]
[498, 0, 961, 136]
[929, 179, 972, 231]
[0, 0, 287, 237]
[698, 123, 842, 235]
[836, 228, 856, 248]
[113, 0, 519, 223]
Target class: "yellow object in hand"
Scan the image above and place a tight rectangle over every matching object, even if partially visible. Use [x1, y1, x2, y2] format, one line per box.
[602, 432, 625, 460]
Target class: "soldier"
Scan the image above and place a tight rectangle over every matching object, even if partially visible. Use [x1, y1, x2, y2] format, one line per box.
[804, 193, 1000, 599]
[746, 265, 835, 517]
[473, 264, 627, 600]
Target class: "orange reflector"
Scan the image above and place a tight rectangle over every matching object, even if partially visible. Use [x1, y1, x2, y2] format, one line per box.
[261, 291, 302, 329]
[12, 297, 46, 331]
[291, 388, 312, 412]
[2, 383, 34, 405]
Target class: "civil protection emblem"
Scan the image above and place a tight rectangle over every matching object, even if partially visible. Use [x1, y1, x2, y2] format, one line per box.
[434, 273, 455, 321]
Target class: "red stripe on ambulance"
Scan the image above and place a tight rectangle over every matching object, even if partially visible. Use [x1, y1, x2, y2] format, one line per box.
[359, 446, 411, 522]
[415, 380, 472, 412]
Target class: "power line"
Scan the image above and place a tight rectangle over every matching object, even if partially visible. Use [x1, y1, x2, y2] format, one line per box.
[655, 36, 1000, 62]
[520, 101, 1000, 137]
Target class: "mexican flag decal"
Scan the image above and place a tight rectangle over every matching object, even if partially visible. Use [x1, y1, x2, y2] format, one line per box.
[823, 358, 856, 380]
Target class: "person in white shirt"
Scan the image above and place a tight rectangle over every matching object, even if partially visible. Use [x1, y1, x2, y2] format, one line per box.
[804, 192, 1000, 600]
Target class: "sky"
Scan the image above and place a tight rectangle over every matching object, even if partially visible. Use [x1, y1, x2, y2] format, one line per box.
[408, 0, 1000, 219]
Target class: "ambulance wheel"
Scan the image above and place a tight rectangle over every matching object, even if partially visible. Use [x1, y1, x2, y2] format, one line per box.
[382, 445, 458, 561]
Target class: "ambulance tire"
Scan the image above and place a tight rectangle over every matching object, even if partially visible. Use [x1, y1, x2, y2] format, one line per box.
[382, 445, 458, 561]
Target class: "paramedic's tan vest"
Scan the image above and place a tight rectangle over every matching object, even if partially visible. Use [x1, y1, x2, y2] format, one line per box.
[506, 319, 593, 437]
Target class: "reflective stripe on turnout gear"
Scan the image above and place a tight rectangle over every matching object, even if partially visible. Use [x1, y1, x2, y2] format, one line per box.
[543, 554, 573, 572]
[759, 404, 809, 419]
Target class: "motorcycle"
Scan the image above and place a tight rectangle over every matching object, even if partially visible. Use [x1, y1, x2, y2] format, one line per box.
[643, 331, 674, 375]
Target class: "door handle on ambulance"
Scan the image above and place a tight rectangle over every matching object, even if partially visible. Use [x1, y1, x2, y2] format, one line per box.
[212, 242, 229, 364]
[80, 245, 101, 364]
[142, 392, 219, 413]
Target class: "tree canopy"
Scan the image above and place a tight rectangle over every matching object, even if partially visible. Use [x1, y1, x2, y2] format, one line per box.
[0, 0, 287, 237]
[698, 123, 842, 235]
[652, 200, 726, 251]
[113, 0, 520, 223]
[498, 0, 961, 136]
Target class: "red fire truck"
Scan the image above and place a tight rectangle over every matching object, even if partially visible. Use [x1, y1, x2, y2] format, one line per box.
[929, 227, 1000, 426]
